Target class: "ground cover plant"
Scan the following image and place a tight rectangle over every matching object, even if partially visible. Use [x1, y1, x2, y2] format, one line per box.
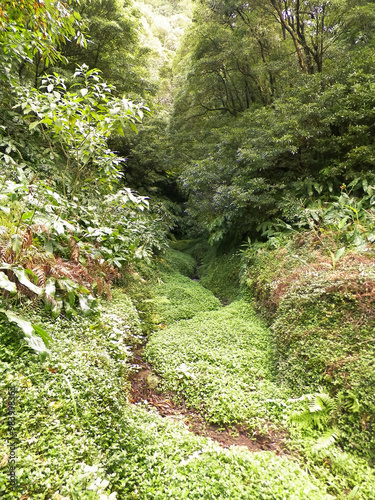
[148, 247, 221, 325]
[1, 280, 335, 499]
[146, 300, 290, 427]
[145, 248, 375, 498]
[243, 227, 375, 461]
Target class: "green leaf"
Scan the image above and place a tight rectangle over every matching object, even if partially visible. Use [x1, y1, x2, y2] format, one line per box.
[21, 211, 34, 220]
[32, 324, 52, 346]
[63, 299, 74, 318]
[312, 428, 339, 451]
[0, 272, 17, 294]
[80, 88, 88, 97]
[78, 295, 91, 315]
[348, 485, 360, 500]
[68, 290, 75, 308]
[129, 121, 138, 134]
[10, 233, 22, 254]
[26, 334, 48, 353]
[12, 267, 42, 295]
[29, 121, 40, 131]
[53, 219, 65, 235]
[3, 310, 34, 336]
[45, 278, 56, 297]
[335, 247, 345, 261]
[51, 298, 63, 318]
[45, 240, 54, 253]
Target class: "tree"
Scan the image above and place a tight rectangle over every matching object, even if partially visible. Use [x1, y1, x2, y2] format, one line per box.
[0, 0, 85, 86]
[59, 0, 152, 97]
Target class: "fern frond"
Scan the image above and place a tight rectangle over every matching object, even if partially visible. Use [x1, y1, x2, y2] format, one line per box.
[69, 237, 80, 264]
[290, 410, 315, 429]
[30, 223, 50, 241]
[308, 401, 324, 413]
[32, 266, 46, 287]
[22, 227, 33, 249]
[312, 428, 339, 451]
[0, 244, 6, 262]
[316, 392, 337, 412]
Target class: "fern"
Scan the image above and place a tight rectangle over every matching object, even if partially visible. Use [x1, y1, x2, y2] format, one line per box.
[291, 390, 337, 431]
[312, 428, 340, 451]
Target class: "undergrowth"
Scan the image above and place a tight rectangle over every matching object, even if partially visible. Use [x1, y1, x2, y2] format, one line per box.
[146, 300, 291, 428]
[170, 240, 242, 303]
[244, 234, 375, 461]
[145, 247, 375, 498]
[1, 285, 334, 499]
[151, 272, 221, 325]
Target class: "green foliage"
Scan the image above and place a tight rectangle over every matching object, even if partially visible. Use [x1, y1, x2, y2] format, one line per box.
[160, 247, 196, 276]
[146, 300, 291, 426]
[163, 4, 375, 244]
[0, 309, 50, 355]
[0, 168, 169, 353]
[0, 286, 334, 500]
[197, 246, 242, 303]
[151, 271, 221, 325]
[106, 412, 332, 499]
[0, 290, 140, 498]
[17, 65, 147, 197]
[0, 0, 85, 79]
[290, 390, 341, 451]
[244, 236, 375, 460]
[60, 0, 152, 97]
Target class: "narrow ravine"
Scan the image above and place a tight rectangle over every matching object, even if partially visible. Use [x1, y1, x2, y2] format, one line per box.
[120, 248, 336, 499]
[118, 247, 375, 498]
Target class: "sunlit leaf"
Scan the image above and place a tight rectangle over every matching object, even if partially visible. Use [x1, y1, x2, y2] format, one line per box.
[0, 272, 17, 294]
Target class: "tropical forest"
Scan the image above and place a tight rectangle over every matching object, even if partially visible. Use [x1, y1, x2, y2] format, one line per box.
[2, 0, 375, 498]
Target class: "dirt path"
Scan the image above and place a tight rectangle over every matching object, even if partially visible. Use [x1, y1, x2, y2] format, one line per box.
[128, 347, 286, 455]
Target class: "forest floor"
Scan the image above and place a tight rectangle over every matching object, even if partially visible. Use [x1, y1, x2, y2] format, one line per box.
[2, 248, 375, 499]
[128, 347, 285, 454]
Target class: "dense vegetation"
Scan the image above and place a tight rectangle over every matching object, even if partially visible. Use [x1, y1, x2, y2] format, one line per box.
[2, 0, 375, 498]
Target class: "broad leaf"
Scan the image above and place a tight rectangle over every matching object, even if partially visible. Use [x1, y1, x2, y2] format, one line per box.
[0, 272, 17, 294]
[32, 324, 52, 346]
[26, 334, 47, 353]
[10, 234, 22, 254]
[3, 310, 34, 336]
[12, 267, 42, 295]
[335, 247, 345, 261]
[45, 278, 56, 297]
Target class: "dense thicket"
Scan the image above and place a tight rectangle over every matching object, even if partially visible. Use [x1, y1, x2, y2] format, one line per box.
[0, 0, 170, 347]
[156, 0, 375, 244]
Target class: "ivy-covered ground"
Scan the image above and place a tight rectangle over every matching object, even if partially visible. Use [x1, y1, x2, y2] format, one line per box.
[2, 246, 375, 498]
